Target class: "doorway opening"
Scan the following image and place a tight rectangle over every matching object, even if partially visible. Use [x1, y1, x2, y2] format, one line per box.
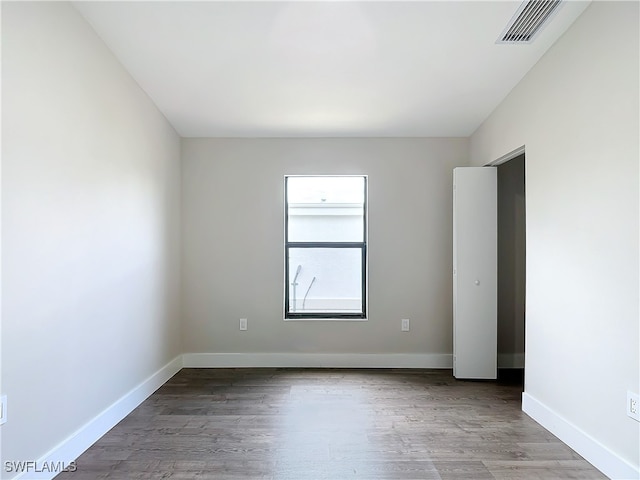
[493, 151, 526, 390]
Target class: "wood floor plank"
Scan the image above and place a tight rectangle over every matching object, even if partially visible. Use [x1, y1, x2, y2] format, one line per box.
[56, 369, 607, 479]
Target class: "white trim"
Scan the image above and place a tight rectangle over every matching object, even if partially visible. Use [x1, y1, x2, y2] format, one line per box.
[182, 352, 452, 369]
[13, 356, 183, 480]
[487, 145, 525, 166]
[497, 352, 525, 368]
[522, 392, 640, 480]
[289, 297, 362, 312]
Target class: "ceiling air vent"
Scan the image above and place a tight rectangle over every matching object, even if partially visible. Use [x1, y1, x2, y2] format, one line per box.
[498, 0, 562, 44]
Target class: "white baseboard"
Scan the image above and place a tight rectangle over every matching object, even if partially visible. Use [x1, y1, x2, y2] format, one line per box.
[182, 352, 452, 369]
[497, 352, 525, 368]
[13, 356, 183, 480]
[522, 392, 639, 480]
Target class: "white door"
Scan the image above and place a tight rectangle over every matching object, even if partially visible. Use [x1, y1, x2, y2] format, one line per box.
[453, 167, 497, 379]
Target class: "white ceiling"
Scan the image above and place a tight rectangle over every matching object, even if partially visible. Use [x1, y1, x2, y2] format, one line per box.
[73, 1, 590, 138]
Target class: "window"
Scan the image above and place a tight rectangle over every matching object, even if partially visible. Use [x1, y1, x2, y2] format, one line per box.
[284, 176, 367, 320]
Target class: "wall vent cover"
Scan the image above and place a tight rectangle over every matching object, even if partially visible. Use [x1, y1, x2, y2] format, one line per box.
[498, 0, 562, 44]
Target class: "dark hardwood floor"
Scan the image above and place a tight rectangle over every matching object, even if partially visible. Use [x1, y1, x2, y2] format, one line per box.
[57, 368, 606, 479]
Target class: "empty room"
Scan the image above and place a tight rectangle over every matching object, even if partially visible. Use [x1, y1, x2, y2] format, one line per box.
[1, 1, 638, 479]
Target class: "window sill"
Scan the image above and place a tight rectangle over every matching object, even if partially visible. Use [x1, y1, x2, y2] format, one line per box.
[284, 317, 368, 322]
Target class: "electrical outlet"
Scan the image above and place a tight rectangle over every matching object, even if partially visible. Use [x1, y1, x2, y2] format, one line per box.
[0, 395, 7, 425]
[627, 391, 639, 421]
[401, 319, 410, 332]
[239, 318, 248, 331]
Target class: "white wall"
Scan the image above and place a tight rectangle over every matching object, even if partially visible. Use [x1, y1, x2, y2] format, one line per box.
[470, 1, 639, 476]
[182, 138, 467, 358]
[1, 2, 181, 476]
[0, 1, 3, 461]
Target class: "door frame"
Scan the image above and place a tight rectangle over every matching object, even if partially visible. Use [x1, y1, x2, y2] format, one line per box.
[487, 145, 525, 167]
[486, 145, 526, 383]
